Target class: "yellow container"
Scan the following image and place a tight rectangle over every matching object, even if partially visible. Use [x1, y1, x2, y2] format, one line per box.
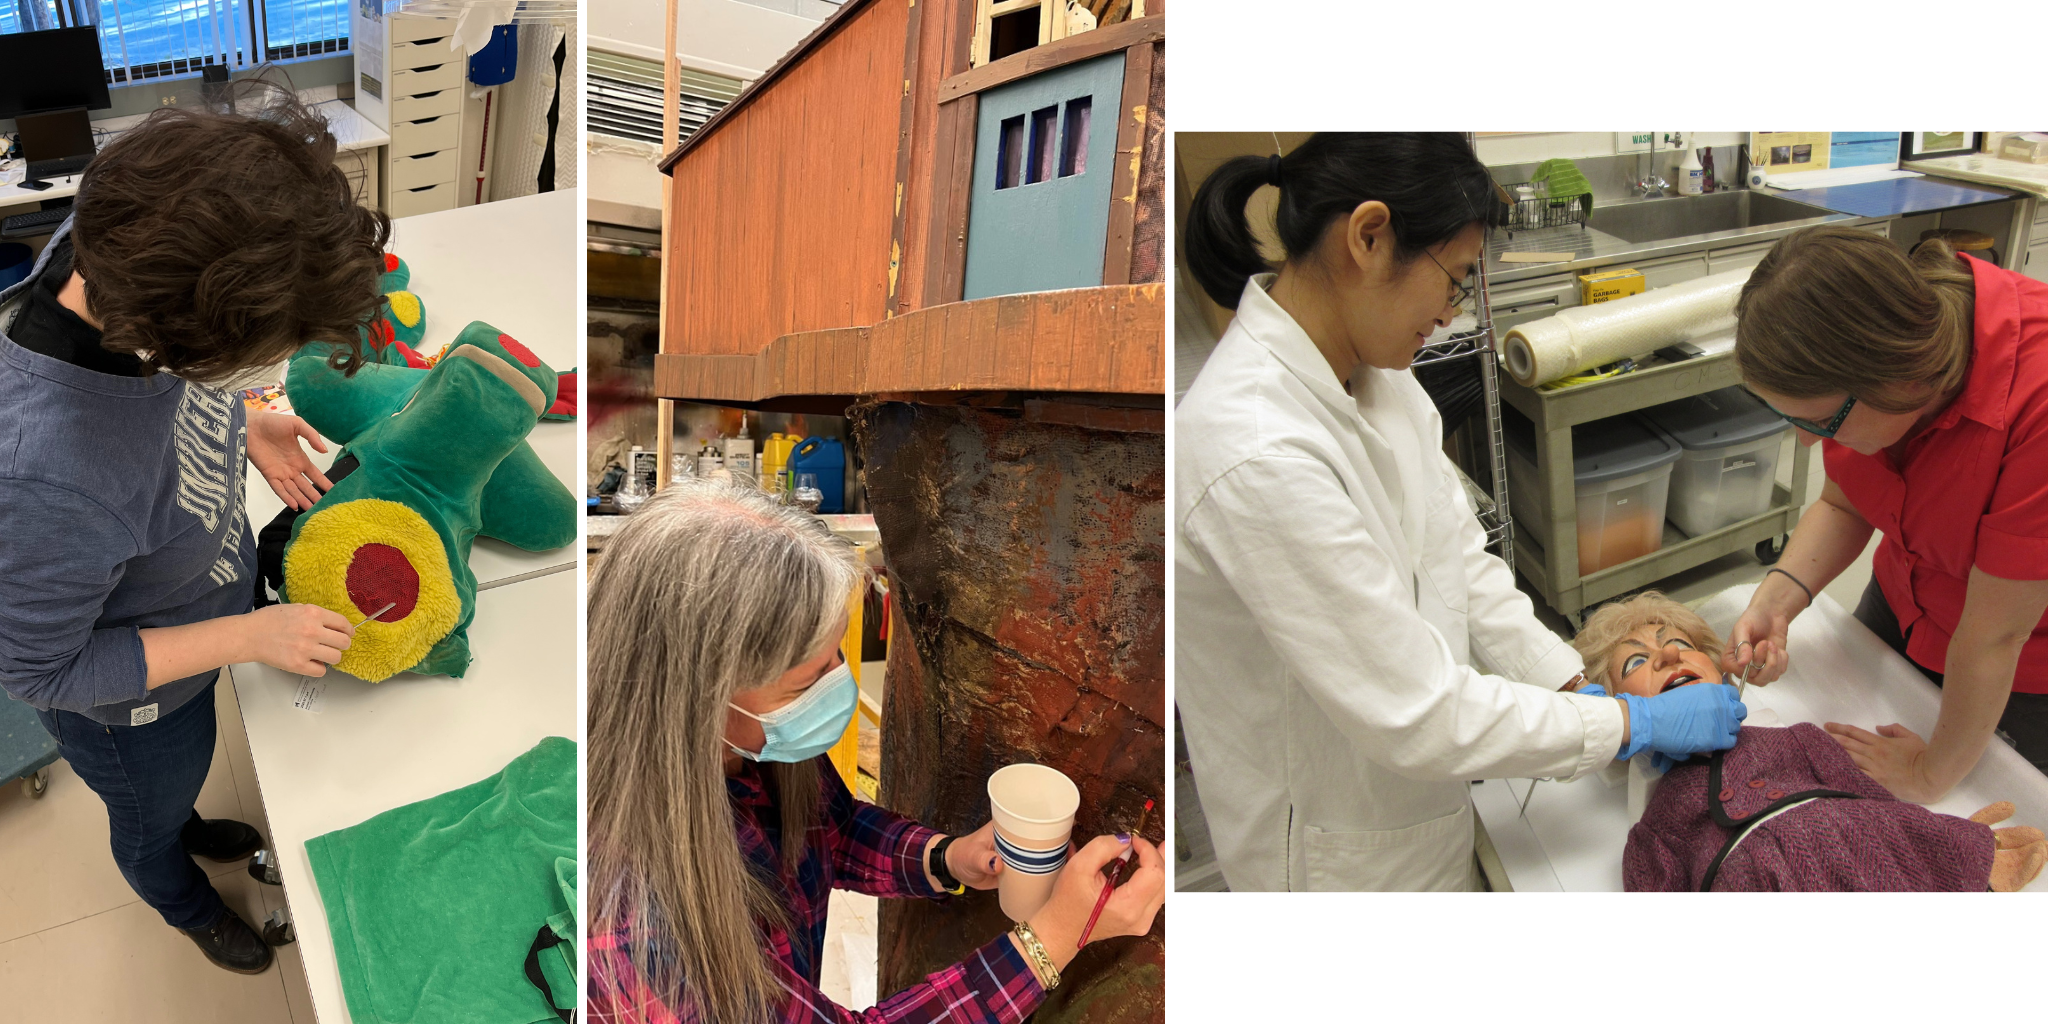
[1579, 267, 1646, 306]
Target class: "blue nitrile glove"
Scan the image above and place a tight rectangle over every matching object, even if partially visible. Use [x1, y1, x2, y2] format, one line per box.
[1616, 683, 1746, 767]
[1576, 683, 1608, 699]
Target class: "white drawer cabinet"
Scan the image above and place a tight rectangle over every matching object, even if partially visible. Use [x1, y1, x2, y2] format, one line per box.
[351, 11, 468, 216]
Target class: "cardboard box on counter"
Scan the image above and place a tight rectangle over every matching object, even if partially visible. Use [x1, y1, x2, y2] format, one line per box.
[1998, 133, 2048, 164]
[1579, 267, 1646, 305]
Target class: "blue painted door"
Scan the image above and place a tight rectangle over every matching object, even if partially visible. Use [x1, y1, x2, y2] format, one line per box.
[962, 52, 1126, 300]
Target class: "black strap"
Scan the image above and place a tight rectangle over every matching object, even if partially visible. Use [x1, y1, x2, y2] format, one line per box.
[928, 834, 965, 895]
[1698, 748, 1862, 891]
[524, 924, 575, 1023]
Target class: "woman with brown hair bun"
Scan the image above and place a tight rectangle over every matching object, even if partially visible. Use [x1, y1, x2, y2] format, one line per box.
[1724, 224, 2048, 802]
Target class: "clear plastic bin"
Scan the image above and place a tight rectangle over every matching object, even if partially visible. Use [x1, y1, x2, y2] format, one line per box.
[1639, 388, 1792, 538]
[1505, 413, 1681, 577]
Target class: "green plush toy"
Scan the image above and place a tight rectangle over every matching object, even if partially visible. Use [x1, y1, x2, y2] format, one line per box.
[358, 254, 431, 369]
[281, 322, 576, 681]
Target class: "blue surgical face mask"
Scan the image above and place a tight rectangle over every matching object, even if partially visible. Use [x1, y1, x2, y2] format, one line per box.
[728, 661, 858, 763]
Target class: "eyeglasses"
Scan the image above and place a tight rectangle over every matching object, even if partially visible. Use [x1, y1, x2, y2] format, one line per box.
[1422, 247, 1474, 311]
[1749, 389, 1858, 438]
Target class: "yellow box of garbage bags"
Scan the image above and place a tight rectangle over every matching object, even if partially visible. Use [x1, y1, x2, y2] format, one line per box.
[1579, 267, 1646, 306]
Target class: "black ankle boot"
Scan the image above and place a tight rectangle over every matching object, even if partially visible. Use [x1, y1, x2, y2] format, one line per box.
[181, 817, 263, 862]
[181, 909, 274, 975]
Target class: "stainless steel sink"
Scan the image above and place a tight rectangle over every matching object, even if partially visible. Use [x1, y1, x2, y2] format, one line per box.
[1583, 191, 1838, 244]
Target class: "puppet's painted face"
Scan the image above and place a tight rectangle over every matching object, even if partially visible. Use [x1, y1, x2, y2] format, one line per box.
[1609, 623, 1723, 698]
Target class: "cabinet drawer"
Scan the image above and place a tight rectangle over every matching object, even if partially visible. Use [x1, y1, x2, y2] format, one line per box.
[390, 148, 459, 191]
[392, 60, 462, 97]
[389, 181, 457, 219]
[1706, 240, 1775, 275]
[392, 87, 461, 121]
[1486, 272, 1578, 331]
[389, 14, 453, 44]
[391, 38, 457, 72]
[2027, 243, 2048, 284]
[391, 115, 459, 157]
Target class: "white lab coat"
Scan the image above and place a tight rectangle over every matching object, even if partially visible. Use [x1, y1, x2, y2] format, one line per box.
[1175, 276, 1626, 891]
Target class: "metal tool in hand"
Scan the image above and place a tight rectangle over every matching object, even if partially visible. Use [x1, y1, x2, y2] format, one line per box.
[294, 602, 397, 710]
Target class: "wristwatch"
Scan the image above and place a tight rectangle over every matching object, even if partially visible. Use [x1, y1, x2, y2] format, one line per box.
[928, 835, 967, 895]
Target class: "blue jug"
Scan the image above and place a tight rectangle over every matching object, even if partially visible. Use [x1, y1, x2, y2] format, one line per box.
[789, 436, 846, 514]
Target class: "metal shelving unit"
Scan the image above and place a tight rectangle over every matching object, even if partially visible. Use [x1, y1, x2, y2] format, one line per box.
[1496, 353, 1812, 626]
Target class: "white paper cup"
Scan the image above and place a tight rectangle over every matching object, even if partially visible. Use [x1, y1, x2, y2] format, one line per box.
[989, 763, 1080, 921]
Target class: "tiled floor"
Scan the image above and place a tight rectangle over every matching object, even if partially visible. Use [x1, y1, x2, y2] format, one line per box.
[0, 679, 311, 1023]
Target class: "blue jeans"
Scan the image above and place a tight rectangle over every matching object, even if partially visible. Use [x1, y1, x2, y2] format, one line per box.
[35, 683, 228, 931]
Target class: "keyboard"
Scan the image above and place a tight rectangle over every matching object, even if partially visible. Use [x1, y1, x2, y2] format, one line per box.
[0, 206, 70, 239]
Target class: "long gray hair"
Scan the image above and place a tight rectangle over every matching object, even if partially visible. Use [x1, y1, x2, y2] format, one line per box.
[588, 479, 867, 1022]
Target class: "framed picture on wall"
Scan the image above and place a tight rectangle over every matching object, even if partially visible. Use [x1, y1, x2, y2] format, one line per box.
[1901, 133, 1982, 161]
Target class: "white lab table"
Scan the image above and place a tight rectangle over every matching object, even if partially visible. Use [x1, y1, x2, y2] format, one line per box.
[1474, 584, 2048, 892]
[0, 99, 388, 210]
[242, 188, 581, 587]
[229, 188, 580, 1023]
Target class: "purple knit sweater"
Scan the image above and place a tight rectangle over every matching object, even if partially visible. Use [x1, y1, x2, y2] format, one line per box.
[1623, 723, 1995, 891]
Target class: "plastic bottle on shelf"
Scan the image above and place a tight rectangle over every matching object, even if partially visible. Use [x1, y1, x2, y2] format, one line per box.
[726, 420, 755, 481]
[1679, 137, 1705, 196]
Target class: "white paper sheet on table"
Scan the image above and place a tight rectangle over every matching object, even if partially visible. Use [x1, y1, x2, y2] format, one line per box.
[1474, 583, 2048, 891]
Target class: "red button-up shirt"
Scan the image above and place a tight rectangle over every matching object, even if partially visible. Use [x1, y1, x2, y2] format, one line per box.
[1826, 253, 2048, 692]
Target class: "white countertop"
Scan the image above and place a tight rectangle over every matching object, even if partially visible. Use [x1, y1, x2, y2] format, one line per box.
[229, 188, 581, 1023]
[1, 99, 388, 211]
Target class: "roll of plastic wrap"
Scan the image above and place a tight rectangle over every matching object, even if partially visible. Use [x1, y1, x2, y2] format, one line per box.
[1501, 267, 1755, 387]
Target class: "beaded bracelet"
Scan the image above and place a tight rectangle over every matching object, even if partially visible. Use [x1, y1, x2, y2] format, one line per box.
[1012, 921, 1060, 991]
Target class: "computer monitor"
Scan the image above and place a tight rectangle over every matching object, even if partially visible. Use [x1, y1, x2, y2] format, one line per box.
[0, 28, 113, 120]
[18, 107, 95, 183]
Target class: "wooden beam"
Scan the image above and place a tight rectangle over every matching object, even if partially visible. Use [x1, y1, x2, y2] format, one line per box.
[886, 0, 926, 318]
[656, 0, 679, 489]
[653, 284, 1165, 402]
[937, 14, 1162, 104]
[920, 93, 977, 308]
[1100, 41, 1152, 286]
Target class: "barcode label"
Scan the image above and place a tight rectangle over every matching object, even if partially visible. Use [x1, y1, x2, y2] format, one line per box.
[293, 676, 326, 714]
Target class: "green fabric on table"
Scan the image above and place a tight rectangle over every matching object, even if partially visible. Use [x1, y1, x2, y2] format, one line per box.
[1532, 158, 1596, 215]
[306, 736, 577, 1024]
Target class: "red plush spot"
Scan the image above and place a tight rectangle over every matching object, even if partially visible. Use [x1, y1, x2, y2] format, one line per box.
[346, 543, 419, 622]
[499, 333, 541, 368]
[367, 316, 394, 349]
[547, 370, 578, 418]
[395, 340, 429, 369]
[384, 253, 400, 273]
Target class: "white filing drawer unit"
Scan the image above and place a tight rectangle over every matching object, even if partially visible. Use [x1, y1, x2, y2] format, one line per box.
[380, 14, 467, 217]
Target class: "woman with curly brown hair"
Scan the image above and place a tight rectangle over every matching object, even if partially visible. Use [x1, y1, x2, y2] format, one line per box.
[0, 78, 393, 976]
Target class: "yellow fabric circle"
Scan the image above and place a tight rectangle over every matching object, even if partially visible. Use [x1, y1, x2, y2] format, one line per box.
[283, 498, 460, 683]
[388, 291, 423, 328]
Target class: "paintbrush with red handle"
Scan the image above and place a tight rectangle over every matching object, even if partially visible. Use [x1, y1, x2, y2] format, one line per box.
[1075, 798, 1151, 950]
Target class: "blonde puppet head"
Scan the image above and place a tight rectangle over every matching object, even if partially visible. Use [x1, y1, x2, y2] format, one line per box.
[1573, 592, 1726, 698]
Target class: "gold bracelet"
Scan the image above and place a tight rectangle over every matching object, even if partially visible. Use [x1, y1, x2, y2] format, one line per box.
[1012, 921, 1060, 991]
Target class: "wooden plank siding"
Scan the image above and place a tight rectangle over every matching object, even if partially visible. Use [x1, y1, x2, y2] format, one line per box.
[654, 283, 1164, 401]
[662, 0, 910, 355]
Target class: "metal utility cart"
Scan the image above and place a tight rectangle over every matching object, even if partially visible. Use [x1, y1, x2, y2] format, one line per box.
[1496, 353, 1811, 626]
[0, 694, 57, 799]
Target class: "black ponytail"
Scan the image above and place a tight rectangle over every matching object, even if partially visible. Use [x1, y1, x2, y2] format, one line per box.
[1183, 132, 1505, 309]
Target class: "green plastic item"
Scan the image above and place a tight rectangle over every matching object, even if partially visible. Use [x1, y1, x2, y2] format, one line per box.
[306, 736, 578, 1024]
[1532, 158, 1596, 216]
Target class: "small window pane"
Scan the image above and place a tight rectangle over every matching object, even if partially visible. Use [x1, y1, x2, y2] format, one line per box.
[1058, 96, 1091, 177]
[1027, 105, 1057, 184]
[996, 114, 1025, 189]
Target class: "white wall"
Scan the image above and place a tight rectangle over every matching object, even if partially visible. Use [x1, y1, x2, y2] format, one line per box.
[590, 0, 822, 79]
[1475, 132, 1748, 165]
[587, 0, 828, 222]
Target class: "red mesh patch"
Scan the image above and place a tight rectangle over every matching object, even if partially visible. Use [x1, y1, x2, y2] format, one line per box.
[384, 253, 400, 273]
[499, 333, 541, 368]
[346, 543, 419, 622]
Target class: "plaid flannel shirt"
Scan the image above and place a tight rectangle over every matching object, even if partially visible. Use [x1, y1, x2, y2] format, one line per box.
[591, 757, 1048, 1023]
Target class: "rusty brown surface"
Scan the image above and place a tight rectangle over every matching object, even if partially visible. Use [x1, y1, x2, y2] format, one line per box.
[854, 400, 1164, 1024]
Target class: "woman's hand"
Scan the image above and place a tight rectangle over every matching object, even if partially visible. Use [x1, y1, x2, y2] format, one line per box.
[1722, 582, 1799, 686]
[944, 821, 1004, 891]
[1018, 834, 1165, 974]
[242, 603, 354, 676]
[249, 411, 334, 511]
[1824, 721, 1949, 803]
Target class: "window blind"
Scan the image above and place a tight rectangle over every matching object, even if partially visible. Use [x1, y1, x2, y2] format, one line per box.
[1, 0, 349, 87]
